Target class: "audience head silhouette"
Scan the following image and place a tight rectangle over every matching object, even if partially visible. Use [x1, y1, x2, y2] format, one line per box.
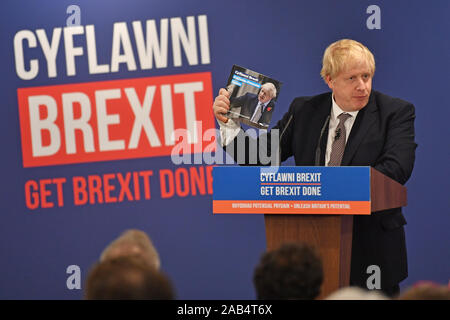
[100, 229, 160, 270]
[325, 286, 389, 300]
[253, 242, 323, 300]
[397, 282, 450, 300]
[85, 255, 175, 300]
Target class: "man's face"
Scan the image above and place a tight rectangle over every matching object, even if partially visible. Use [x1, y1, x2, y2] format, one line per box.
[326, 59, 373, 111]
[258, 87, 272, 104]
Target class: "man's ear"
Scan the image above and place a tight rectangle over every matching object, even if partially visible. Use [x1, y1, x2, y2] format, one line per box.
[326, 75, 333, 90]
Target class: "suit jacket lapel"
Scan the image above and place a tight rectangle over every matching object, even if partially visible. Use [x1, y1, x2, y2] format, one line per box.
[262, 100, 274, 113]
[341, 92, 378, 165]
[312, 94, 332, 165]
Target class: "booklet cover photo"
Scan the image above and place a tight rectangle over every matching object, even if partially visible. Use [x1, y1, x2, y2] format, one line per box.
[225, 65, 282, 129]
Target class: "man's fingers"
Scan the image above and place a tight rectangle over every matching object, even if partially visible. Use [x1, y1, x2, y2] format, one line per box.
[217, 114, 229, 123]
[219, 88, 231, 98]
[214, 93, 230, 107]
[212, 87, 232, 123]
[214, 97, 230, 111]
[214, 105, 229, 122]
[214, 105, 229, 123]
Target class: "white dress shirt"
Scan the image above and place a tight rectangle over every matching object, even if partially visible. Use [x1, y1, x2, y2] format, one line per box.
[218, 116, 241, 146]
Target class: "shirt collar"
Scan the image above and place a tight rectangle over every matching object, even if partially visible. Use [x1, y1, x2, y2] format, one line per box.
[259, 99, 271, 109]
[331, 95, 359, 121]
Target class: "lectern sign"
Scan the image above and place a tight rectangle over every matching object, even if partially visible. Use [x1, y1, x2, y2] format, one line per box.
[213, 166, 371, 214]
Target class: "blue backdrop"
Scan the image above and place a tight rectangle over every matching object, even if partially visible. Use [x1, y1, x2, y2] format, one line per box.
[0, 0, 448, 299]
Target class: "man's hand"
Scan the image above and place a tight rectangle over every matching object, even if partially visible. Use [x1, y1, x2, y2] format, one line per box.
[213, 88, 231, 123]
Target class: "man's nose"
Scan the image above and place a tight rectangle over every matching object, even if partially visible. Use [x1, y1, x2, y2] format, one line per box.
[356, 78, 366, 91]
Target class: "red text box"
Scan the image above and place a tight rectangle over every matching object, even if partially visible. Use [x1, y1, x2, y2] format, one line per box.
[18, 72, 215, 167]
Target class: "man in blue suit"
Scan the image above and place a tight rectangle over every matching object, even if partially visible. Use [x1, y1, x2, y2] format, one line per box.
[230, 82, 277, 126]
[213, 39, 417, 297]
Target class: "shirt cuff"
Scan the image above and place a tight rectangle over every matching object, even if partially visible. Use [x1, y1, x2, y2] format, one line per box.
[217, 118, 241, 146]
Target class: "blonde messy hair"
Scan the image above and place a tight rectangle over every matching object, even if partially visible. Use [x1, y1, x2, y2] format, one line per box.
[320, 39, 375, 82]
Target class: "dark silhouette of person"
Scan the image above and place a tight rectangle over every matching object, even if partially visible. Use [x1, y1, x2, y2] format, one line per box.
[99, 229, 160, 271]
[253, 242, 323, 299]
[85, 255, 175, 300]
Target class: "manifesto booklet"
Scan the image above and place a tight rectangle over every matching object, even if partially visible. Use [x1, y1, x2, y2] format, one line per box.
[225, 65, 282, 129]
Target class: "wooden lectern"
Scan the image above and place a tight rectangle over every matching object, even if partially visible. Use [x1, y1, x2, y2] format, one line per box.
[264, 168, 407, 299]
